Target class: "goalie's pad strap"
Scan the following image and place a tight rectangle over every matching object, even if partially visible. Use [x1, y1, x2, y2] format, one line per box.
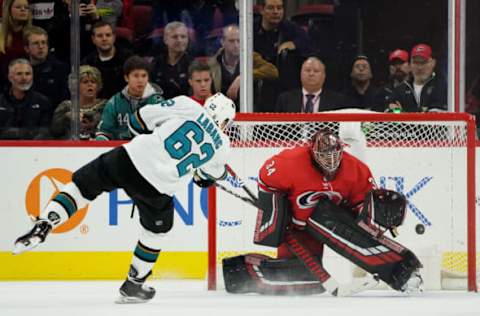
[284, 231, 331, 283]
[253, 190, 291, 247]
[223, 254, 324, 295]
[306, 199, 422, 290]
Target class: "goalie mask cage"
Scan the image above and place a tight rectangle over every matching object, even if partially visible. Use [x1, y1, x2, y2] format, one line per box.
[207, 112, 477, 292]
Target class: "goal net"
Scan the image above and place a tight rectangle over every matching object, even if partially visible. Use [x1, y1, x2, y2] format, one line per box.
[207, 112, 477, 292]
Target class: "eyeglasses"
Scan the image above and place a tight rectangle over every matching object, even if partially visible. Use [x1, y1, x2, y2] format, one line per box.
[29, 41, 48, 47]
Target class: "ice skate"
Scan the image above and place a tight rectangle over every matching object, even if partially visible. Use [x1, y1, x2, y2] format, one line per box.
[401, 269, 424, 294]
[116, 278, 156, 304]
[13, 218, 52, 255]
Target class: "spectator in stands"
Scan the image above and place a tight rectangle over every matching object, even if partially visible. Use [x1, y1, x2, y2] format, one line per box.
[23, 26, 69, 110]
[466, 75, 480, 137]
[254, 0, 310, 65]
[55, 0, 101, 63]
[208, 24, 240, 107]
[95, 0, 123, 28]
[253, 0, 310, 111]
[252, 51, 279, 81]
[389, 43, 447, 112]
[51, 65, 107, 140]
[373, 49, 411, 112]
[150, 21, 193, 100]
[29, 0, 70, 63]
[0, 0, 31, 90]
[342, 55, 376, 110]
[188, 59, 213, 106]
[96, 55, 163, 140]
[275, 56, 350, 113]
[82, 21, 133, 100]
[0, 58, 52, 139]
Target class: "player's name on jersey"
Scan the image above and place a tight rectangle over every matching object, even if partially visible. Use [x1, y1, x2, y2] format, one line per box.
[196, 113, 223, 149]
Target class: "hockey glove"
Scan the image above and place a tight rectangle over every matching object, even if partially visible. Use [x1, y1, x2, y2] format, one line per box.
[193, 171, 215, 188]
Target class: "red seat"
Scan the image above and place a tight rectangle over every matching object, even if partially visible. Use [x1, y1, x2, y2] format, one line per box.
[131, 5, 153, 37]
[115, 26, 134, 43]
[297, 4, 335, 15]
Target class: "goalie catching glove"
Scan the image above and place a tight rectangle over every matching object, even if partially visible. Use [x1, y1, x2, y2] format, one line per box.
[358, 189, 407, 238]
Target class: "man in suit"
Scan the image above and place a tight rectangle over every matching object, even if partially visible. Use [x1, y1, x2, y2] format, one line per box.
[275, 56, 350, 113]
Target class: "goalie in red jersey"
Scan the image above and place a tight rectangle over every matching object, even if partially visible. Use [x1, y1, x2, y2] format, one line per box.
[223, 129, 424, 296]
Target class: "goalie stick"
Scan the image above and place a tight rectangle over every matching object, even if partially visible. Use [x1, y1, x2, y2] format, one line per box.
[216, 165, 379, 296]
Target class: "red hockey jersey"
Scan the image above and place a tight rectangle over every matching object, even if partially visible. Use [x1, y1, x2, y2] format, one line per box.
[258, 146, 376, 227]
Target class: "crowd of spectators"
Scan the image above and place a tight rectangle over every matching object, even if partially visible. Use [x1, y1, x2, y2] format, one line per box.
[0, 0, 476, 140]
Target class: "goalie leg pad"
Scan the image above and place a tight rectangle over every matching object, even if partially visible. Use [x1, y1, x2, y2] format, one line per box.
[253, 190, 291, 247]
[222, 254, 324, 295]
[306, 199, 422, 291]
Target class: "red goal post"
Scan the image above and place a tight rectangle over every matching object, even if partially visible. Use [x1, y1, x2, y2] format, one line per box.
[207, 112, 477, 291]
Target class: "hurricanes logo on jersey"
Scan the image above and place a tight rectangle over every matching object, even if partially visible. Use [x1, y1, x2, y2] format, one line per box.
[296, 191, 343, 209]
[25, 168, 90, 233]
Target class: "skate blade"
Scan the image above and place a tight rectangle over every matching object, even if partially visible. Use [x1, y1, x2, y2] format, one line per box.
[12, 237, 41, 255]
[115, 295, 149, 304]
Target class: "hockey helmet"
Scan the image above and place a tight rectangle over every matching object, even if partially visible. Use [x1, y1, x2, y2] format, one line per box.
[311, 129, 344, 174]
[204, 93, 236, 130]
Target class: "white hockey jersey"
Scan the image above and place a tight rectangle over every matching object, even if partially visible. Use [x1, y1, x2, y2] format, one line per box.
[123, 96, 230, 196]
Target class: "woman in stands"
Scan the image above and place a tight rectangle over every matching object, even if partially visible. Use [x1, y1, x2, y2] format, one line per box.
[0, 0, 32, 90]
[51, 65, 107, 140]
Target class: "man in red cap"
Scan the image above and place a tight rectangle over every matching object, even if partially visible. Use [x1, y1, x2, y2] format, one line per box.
[387, 43, 447, 112]
[373, 49, 411, 111]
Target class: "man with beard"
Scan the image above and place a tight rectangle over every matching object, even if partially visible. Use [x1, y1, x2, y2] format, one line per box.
[373, 49, 410, 112]
[388, 44, 447, 112]
[82, 21, 133, 100]
[0, 58, 52, 139]
[342, 55, 377, 110]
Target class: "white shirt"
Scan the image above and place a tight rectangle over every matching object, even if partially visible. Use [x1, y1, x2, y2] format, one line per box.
[413, 83, 424, 105]
[123, 96, 230, 196]
[301, 88, 322, 112]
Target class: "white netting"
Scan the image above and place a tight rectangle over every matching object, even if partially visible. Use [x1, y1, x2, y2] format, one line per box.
[225, 120, 467, 148]
[211, 113, 476, 291]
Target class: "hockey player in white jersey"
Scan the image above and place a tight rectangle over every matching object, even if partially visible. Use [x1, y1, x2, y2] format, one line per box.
[13, 92, 236, 303]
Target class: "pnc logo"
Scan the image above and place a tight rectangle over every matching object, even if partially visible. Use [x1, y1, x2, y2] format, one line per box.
[25, 168, 89, 233]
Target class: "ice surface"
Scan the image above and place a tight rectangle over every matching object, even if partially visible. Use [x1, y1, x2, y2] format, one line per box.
[0, 280, 479, 316]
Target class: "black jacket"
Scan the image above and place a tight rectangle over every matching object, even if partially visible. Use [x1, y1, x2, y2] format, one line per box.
[82, 47, 134, 100]
[150, 52, 194, 100]
[390, 73, 447, 112]
[275, 89, 350, 113]
[33, 55, 70, 108]
[0, 89, 52, 139]
[253, 17, 310, 65]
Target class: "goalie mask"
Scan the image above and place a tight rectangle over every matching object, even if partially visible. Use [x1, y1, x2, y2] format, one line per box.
[311, 130, 344, 175]
[204, 93, 236, 131]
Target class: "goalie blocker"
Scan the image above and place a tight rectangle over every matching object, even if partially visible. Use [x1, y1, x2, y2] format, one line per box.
[223, 189, 422, 294]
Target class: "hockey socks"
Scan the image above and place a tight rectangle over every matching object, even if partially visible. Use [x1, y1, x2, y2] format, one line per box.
[128, 228, 164, 281]
[41, 182, 88, 227]
[13, 182, 88, 254]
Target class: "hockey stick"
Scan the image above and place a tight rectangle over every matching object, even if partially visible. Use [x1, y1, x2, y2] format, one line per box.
[214, 181, 260, 208]
[225, 164, 258, 202]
